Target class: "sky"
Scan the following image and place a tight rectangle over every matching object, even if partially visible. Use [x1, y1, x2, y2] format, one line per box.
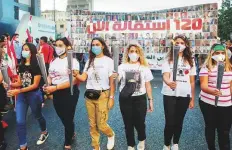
[41, 0, 222, 12]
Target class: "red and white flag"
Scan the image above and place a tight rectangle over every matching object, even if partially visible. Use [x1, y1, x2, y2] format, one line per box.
[26, 15, 33, 42]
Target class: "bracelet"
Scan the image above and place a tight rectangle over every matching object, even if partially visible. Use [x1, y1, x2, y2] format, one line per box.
[148, 98, 153, 101]
[109, 95, 115, 99]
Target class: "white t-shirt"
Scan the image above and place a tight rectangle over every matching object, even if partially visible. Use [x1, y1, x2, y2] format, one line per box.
[161, 58, 196, 97]
[49, 57, 79, 85]
[118, 63, 153, 96]
[84, 56, 114, 90]
[199, 66, 232, 107]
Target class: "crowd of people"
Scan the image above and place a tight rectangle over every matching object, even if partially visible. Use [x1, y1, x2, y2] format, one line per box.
[0, 33, 232, 150]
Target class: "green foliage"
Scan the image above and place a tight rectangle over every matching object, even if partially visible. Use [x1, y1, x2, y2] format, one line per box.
[218, 0, 232, 40]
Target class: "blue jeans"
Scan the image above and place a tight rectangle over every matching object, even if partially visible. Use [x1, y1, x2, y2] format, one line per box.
[16, 90, 47, 148]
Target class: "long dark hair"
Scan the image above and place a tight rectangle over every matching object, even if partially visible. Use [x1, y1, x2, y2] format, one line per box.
[167, 35, 193, 67]
[55, 37, 72, 48]
[87, 37, 111, 70]
[20, 43, 38, 67]
[0, 42, 5, 64]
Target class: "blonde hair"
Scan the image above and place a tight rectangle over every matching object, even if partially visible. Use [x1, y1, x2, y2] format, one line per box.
[204, 48, 231, 72]
[123, 44, 148, 66]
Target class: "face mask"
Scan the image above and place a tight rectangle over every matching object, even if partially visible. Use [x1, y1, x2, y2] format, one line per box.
[15, 37, 19, 42]
[55, 47, 66, 56]
[212, 54, 225, 62]
[22, 51, 30, 59]
[91, 46, 102, 55]
[128, 53, 139, 62]
[3, 48, 7, 53]
[178, 44, 186, 52]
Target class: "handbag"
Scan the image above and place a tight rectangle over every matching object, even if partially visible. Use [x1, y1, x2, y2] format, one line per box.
[84, 89, 101, 100]
[84, 63, 102, 100]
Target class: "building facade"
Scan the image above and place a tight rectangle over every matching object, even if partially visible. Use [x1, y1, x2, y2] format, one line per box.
[0, 0, 41, 36]
[67, 0, 93, 11]
[41, 10, 68, 38]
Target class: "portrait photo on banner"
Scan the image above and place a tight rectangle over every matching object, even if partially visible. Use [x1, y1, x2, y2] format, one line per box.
[68, 3, 219, 70]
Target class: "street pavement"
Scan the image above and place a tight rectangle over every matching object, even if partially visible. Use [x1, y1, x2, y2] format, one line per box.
[3, 74, 232, 150]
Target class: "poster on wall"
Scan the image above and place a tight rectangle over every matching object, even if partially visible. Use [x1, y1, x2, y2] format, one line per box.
[68, 3, 218, 70]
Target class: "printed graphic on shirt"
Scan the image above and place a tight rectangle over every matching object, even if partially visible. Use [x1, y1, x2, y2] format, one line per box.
[170, 62, 191, 83]
[20, 71, 32, 87]
[49, 69, 63, 83]
[125, 71, 141, 94]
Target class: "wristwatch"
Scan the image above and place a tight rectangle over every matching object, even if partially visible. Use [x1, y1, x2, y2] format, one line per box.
[148, 98, 153, 101]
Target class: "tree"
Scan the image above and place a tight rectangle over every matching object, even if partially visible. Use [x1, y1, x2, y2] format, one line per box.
[218, 0, 232, 40]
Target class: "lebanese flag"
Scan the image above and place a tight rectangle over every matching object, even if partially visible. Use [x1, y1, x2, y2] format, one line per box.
[26, 15, 33, 43]
[6, 39, 17, 79]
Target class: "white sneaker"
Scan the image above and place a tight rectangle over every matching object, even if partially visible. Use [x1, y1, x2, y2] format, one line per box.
[36, 132, 49, 145]
[137, 140, 145, 150]
[128, 146, 135, 150]
[171, 144, 179, 150]
[163, 145, 170, 150]
[107, 132, 115, 150]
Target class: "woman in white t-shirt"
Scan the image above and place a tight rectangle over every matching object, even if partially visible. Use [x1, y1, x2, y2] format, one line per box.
[162, 35, 196, 150]
[43, 38, 80, 150]
[199, 44, 232, 150]
[75, 37, 115, 150]
[118, 44, 154, 150]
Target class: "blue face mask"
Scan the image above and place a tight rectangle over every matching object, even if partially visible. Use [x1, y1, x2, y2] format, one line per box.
[91, 46, 102, 55]
[22, 51, 30, 59]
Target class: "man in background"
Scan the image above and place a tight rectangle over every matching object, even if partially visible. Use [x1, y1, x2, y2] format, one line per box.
[12, 33, 22, 64]
[39, 36, 54, 73]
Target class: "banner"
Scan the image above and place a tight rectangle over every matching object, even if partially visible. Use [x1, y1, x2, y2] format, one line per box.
[68, 3, 219, 70]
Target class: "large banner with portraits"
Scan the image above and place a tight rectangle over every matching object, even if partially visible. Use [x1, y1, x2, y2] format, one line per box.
[68, 3, 218, 70]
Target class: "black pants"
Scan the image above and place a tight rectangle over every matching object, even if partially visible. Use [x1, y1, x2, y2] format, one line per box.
[119, 94, 147, 147]
[0, 115, 4, 144]
[53, 86, 79, 146]
[199, 100, 232, 150]
[163, 95, 190, 146]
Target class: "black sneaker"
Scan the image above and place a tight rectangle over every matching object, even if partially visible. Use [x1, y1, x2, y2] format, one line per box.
[36, 132, 49, 145]
[0, 109, 8, 114]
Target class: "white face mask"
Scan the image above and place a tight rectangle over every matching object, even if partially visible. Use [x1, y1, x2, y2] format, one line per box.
[128, 53, 139, 62]
[3, 48, 7, 53]
[212, 54, 225, 62]
[15, 37, 19, 42]
[55, 47, 66, 56]
[178, 44, 186, 52]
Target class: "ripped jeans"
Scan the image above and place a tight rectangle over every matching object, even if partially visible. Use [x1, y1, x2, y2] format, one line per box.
[16, 90, 46, 148]
[86, 90, 114, 147]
